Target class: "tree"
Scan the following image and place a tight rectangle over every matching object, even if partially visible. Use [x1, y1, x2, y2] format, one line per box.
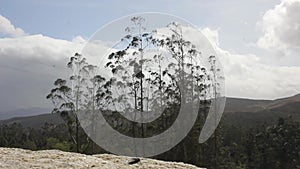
[46, 53, 107, 153]
[105, 17, 218, 160]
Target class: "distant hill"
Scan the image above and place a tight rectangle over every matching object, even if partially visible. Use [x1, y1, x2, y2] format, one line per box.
[224, 94, 300, 126]
[224, 97, 271, 113]
[225, 94, 300, 113]
[0, 113, 64, 128]
[0, 107, 52, 120]
[0, 94, 299, 128]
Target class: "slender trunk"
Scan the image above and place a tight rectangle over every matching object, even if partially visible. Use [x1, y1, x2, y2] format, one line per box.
[134, 89, 137, 109]
[159, 59, 166, 128]
[146, 81, 149, 112]
[180, 40, 185, 103]
[75, 55, 80, 153]
[190, 55, 194, 111]
[213, 66, 218, 169]
[139, 24, 144, 113]
[140, 61, 144, 146]
[159, 59, 163, 108]
[75, 89, 79, 153]
[76, 115, 79, 153]
[75, 90, 79, 153]
[139, 30, 145, 156]
[140, 77, 143, 112]
[91, 82, 95, 154]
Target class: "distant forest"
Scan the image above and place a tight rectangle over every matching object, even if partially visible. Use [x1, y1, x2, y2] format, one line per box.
[0, 112, 299, 169]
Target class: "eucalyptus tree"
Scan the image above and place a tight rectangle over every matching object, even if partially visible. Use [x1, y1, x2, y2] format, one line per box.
[208, 55, 225, 168]
[46, 53, 108, 153]
[103, 17, 215, 158]
[151, 22, 221, 162]
[153, 22, 210, 107]
[105, 16, 162, 140]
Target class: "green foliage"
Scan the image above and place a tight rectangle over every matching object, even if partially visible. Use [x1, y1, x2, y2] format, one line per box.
[46, 137, 70, 151]
[23, 140, 37, 150]
[0, 115, 299, 169]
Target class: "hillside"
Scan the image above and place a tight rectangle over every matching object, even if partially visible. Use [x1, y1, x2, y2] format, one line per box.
[223, 94, 300, 126]
[225, 93, 300, 113]
[0, 113, 63, 128]
[0, 94, 299, 128]
[0, 95, 299, 169]
[0, 108, 52, 120]
[224, 97, 272, 113]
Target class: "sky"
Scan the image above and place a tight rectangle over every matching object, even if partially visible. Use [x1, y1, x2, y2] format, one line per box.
[0, 0, 300, 111]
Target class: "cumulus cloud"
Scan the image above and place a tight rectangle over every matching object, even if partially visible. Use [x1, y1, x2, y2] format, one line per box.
[0, 14, 299, 111]
[201, 27, 220, 47]
[0, 35, 83, 60]
[0, 16, 91, 111]
[257, 0, 300, 51]
[202, 27, 300, 99]
[219, 48, 300, 99]
[0, 15, 27, 37]
[0, 16, 111, 111]
[0, 34, 85, 111]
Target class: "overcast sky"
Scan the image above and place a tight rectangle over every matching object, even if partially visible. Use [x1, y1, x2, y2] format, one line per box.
[0, 0, 300, 111]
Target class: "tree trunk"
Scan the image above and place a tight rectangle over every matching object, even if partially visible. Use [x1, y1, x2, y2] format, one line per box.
[76, 116, 79, 153]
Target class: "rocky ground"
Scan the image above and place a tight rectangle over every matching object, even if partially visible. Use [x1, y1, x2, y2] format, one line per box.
[0, 147, 204, 169]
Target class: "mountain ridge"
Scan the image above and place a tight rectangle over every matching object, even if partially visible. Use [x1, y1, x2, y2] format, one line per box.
[0, 107, 52, 120]
[225, 93, 300, 113]
[1, 93, 299, 128]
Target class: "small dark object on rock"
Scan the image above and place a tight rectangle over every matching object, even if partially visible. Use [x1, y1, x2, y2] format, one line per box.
[128, 158, 140, 165]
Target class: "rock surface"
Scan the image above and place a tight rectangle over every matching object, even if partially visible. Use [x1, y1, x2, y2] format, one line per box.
[0, 147, 204, 169]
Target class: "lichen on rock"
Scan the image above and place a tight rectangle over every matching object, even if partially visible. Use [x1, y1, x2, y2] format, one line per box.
[0, 147, 204, 169]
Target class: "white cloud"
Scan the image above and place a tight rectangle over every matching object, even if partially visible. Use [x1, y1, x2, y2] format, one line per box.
[0, 34, 82, 60]
[201, 27, 220, 47]
[202, 27, 300, 99]
[0, 16, 112, 111]
[72, 36, 87, 44]
[0, 34, 112, 111]
[257, 0, 300, 52]
[0, 15, 27, 37]
[0, 34, 85, 111]
[0, 13, 299, 112]
[0, 15, 88, 111]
